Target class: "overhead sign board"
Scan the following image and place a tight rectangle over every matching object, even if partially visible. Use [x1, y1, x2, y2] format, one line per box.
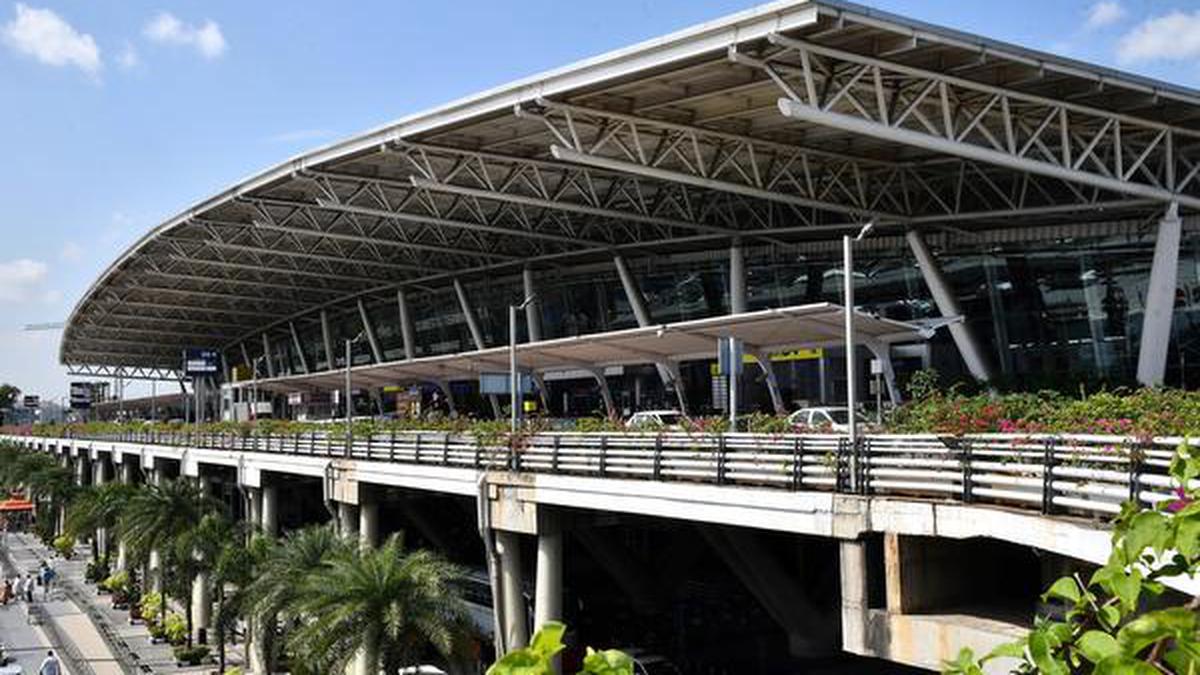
[183, 348, 220, 375]
[69, 382, 94, 410]
[22, 395, 39, 409]
[479, 372, 534, 395]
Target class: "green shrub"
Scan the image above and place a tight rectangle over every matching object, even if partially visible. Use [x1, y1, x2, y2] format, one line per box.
[172, 645, 210, 665]
[139, 591, 162, 622]
[163, 612, 187, 645]
[52, 535, 75, 559]
[101, 570, 128, 594]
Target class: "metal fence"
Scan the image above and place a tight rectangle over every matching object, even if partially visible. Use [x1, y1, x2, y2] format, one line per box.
[10, 430, 1195, 520]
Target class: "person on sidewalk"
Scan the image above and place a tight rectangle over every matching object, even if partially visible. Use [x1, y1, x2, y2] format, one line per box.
[22, 575, 34, 603]
[37, 651, 60, 675]
[1, 577, 11, 605]
[40, 564, 55, 601]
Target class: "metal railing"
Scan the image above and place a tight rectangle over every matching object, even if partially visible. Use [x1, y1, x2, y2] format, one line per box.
[9, 430, 1196, 519]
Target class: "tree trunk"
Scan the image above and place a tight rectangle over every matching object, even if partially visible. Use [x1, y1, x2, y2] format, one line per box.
[216, 586, 226, 673]
[355, 626, 379, 675]
[186, 575, 194, 649]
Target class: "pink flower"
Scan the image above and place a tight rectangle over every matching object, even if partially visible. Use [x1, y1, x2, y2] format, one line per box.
[1166, 487, 1194, 513]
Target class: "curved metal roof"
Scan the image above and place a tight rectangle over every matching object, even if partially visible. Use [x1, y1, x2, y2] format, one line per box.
[62, 0, 1200, 375]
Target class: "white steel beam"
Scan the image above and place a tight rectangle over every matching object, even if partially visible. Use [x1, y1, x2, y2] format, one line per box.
[1136, 202, 1182, 386]
[290, 322, 310, 374]
[357, 299, 384, 364]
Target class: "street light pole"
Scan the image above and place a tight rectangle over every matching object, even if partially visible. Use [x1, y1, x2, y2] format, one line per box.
[510, 294, 538, 436]
[844, 222, 874, 492]
[345, 332, 364, 456]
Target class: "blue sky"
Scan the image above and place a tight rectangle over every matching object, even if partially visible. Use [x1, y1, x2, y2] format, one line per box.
[2, 0, 1199, 402]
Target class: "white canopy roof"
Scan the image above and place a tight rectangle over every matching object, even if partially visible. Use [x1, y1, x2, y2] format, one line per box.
[250, 302, 924, 393]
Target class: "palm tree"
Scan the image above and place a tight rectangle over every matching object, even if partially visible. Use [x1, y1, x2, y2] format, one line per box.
[212, 528, 268, 674]
[246, 524, 348, 672]
[285, 534, 471, 675]
[119, 478, 218, 643]
[65, 481, 137, 561]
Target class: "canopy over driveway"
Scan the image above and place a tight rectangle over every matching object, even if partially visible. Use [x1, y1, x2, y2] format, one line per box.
[249, 303, 926, 414]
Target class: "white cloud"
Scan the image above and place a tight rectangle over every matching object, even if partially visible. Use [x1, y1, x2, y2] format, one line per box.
[0, 259, 50, 303]
[58, 241, 83, 262]
[116, 41, 138, 69]
[1117, 10, 1200, 64]
[1, 3, 100, 75]
[144, 12, 225, 59]
[1085, 1, 1125, 30]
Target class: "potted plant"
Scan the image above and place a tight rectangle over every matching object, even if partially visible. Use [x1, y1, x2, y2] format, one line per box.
[52, 535, 75, 560]
[102, 571, 130, 608]
[172, 645, 210, 667]
[163, 612, 187, 647]
[138, 591, 161, 628]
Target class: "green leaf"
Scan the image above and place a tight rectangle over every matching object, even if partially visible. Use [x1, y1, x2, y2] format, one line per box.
[1114, 608, 1195, 657]
[1029, 630, 1069, 675]
[1042, 576, 1082, 605]
[1092, 654, 1162, 675]
[529, 622, 567, 660]
[580, 648, 634, 675]
[1123, 511, 1168, 560]
[1097, 604, 1122, 631]
[1076, 631, 1120, 664]
[1175, 513, 1200, 559]
[981, 639, 1027, 663]
[486, 650, 553, 675]
[942, 647, 985, 675]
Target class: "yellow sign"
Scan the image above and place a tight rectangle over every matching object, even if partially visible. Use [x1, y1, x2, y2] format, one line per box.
[709, 348, 823, 375]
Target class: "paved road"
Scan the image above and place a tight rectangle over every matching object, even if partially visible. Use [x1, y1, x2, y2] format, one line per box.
[0, 595, 54, 675]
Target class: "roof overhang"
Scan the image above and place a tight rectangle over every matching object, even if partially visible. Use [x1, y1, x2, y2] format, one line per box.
[62, 0, 1200, 371]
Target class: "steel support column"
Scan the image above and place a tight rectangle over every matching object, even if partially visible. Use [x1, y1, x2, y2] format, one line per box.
[357, 299, 384, 364]
[1137, 203, 1182, 386]
[613, 255, 688, 414]
[320, 309, 335, 371]
[731, 241, 786, 414]
[397, 289, 416, 361]
[261, 333, 276, 378]
[906, 231, 995, 383]
[454, 279, 502, 418]
[289, 322, 310, 374]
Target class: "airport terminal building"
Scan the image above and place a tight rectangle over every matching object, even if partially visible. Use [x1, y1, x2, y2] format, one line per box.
[64, 0, 1200, 420]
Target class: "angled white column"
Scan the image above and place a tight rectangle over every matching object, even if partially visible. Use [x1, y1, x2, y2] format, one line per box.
[357, 299, 384, 363]
[397, 289, 416, 360]
[454, 279, 502, 418]
[614, 255, 689, 414]
[1137, 203, 1182, 386]
[261, 333, 276, 378]
[864, 340, 901, 405]
[906, 231, 995, 383]
[289, 322, 310, 374]
[731, 241, 786, 414]
[321, 309, 336, 371]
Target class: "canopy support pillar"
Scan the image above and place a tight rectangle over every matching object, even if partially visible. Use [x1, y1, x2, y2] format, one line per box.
[454, 279, 502, 418]
[906, 231, 994, 383]
[1137, 202, 1182, 386]
[614, 255, 688, 415]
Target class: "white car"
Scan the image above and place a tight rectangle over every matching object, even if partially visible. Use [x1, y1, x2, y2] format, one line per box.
[787, 406, 868, 432]
[625, 410, 685, 430]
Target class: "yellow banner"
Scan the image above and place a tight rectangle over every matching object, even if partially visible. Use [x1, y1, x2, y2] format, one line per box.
[709, 348, 823, 375]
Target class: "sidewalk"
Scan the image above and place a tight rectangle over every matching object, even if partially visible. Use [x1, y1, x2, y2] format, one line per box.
[1, 533, 122, 675]
[3, 534, 243, 675]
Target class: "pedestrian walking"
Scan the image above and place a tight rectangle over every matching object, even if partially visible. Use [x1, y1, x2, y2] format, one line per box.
[37, 651, 60, 675]
[22, 575, 34, 603]
[1, 577, 11, 605]
[40, 564, 55, 601]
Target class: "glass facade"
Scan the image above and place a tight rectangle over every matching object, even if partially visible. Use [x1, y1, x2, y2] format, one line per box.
[226, 223, 1200, 417]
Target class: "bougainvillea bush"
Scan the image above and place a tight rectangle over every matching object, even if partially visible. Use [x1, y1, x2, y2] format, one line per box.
[889, 381, 1200, 438]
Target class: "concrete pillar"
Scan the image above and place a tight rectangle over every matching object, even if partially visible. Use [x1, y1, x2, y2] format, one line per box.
[614, 255, 688, 414]
[247, 487, 263, 532]
[74, 453, 88, 486]
[93, 458, 109, 558]
[115, 461, 134, 572]
[533, 517, 563, 635]
[338, 502, 359, 540]
[495, 530, 529, 651]
[193, 475, 211, 644]
[839, 539, 869, 655]
[358, 500, 379, 551]
[397, 289, 416, 361]
[148, 466, 163, 594]
[906, 231, 995, 383]
[261, 484, 279, 537]
[1137, 202, 1182, 386]
[453, 278, 502, 418]
[357, 298, 384, 364]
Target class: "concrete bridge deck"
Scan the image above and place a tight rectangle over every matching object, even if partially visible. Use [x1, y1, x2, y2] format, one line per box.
[5, 431, 1195, 673]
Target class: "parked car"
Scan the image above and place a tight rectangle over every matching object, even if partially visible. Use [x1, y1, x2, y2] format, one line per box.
[786, 406, 868, 432]
[625, 410, 685, 430]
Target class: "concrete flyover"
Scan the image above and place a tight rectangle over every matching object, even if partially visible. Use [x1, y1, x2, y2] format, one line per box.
[5, 430, 1196, 673]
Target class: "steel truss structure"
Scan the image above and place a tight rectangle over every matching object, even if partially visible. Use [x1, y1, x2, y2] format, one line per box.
[60, 0, 1200, 373]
